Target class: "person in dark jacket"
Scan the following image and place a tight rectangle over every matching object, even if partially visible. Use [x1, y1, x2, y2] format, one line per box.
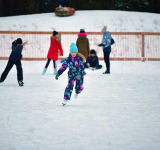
[0, 38, 27, 86]
[98, 26, 115, 74]
[85, 49, 102, 70]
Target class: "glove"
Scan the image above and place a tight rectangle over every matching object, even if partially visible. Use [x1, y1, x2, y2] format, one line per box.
[55, 74, 59, 80]
[86, 63, 90, 68]
[76, 74, 81, 80]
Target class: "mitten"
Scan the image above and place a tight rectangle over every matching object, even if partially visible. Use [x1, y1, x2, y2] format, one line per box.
[76, 74, 81, 80]
[86, 63, 90, 68]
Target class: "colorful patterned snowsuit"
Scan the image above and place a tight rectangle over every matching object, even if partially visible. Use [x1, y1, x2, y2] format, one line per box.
[57, 55, 84, 100]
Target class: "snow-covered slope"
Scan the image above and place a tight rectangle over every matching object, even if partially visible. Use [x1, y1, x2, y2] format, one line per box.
[0, 10, 160, 32]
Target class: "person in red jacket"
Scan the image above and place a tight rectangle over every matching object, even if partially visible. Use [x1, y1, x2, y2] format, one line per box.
[42, 31, 63, 75]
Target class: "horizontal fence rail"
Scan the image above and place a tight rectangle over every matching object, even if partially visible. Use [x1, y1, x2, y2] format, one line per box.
[0, 31, 160, 61]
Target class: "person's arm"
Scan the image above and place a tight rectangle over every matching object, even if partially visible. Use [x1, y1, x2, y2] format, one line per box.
[56, 59, 68, 76]
[98, 43, 104, 47]
[21, 42, 27, 46]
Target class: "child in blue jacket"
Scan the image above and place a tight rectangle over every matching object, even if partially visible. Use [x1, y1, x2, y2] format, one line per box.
[55, 43, 84, 106]
[0, 38, 27, 86]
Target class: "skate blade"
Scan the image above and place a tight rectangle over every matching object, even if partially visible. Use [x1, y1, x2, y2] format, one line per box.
[62, 103, 66, 106]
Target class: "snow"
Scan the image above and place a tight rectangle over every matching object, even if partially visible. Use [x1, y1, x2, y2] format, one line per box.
[0, 60, 160, 150]
[0, 10, 160, 150]
[0, 10, 160, 32]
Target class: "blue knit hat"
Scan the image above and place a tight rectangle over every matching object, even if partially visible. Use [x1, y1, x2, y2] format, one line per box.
[70, 43, 78, 53]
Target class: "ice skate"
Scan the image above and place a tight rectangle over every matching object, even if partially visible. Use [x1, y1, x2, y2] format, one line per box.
[42, 68, 47, 75]
[103, 70, 110, 74]
[62, 99, 68, 106]
[54, 68, 57, 75]
[18, 80, 24, 87]
[74, 93, 79, 99]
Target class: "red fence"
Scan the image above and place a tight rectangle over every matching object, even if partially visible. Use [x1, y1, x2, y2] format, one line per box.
[0, 31, 160, 61]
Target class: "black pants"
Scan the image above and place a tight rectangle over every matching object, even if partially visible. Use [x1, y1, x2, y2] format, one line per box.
[103, 52, 110, 72]
[0, 60, 23, 82]
[44, 59, 56, 69]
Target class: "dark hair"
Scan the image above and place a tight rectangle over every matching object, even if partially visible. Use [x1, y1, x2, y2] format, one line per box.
[80, 29, 85, 33]
[90, 49, 96, 54]
[16, 38, 22, 44]
[53, 31, 58, 36]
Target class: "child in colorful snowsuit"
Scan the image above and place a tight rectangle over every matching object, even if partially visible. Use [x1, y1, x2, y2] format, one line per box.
[0, 38, 27, 86]
[55, 43, 84, 106]
[85, 49, 102, 70]
[42, 31, 63, 75]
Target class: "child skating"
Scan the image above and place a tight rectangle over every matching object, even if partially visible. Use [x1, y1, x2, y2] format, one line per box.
[0, 38, 27, 86]
[42, 31, 63, 75]
[55, 43, 84, 106]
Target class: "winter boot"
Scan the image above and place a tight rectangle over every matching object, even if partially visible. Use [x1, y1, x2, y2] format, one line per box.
[74, 92, 79, 99]
[62, 99, 68, 106]
[54, 68, 57, 75]
[103, 70, 110, 74]
[18, 80, 24, 86]
[42, 68, 47, 75]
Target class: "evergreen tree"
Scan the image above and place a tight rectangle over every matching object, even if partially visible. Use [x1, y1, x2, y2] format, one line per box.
[112, 0, 149, 11]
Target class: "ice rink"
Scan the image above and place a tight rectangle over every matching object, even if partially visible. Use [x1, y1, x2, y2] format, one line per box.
[0, 60, 160, 150]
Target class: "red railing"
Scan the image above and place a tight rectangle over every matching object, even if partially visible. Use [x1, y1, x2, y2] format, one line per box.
[0, 31, 160, 61]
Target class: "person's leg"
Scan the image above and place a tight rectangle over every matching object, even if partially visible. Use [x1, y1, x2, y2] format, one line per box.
[0, 60, 14, 82]
[96, 65, 102, 70]
[42, 59, 51, 74]
[106, 52, 110, 72]
[53, 60, 57, 69]
[64, 75, 76, 100]
[15, 60, 23, 82]
[53, 60, 57, 75]
[103, 52, 107, 71]
[45, 59, 51, 69]
[75, 75, 84, 95]
[15, 60, 23, 86]
[103, 52, 110, 73]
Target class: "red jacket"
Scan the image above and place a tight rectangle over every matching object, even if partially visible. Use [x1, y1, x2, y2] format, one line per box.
[47, 38, 63, 60]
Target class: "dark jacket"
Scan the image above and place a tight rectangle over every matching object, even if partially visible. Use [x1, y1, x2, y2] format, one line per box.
[9, 41, 23, 62]
[98, 38, 115, 53]
[86, 55, 99, 67]
[76, 33, 90, 59]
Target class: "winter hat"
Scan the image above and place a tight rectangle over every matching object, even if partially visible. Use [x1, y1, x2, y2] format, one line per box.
[90, 49, 96, 54]
[53, 31, 58, 36]
[101, 26, 107, 34]
[16, 38, 22, 44]
[80, 29, 85, 33]
[70, 43, 78, 53]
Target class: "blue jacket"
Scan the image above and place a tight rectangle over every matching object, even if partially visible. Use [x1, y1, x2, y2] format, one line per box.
[98, 32, 115, 53]
[9, 40, 23, 62]
[57, 55, 84, 77]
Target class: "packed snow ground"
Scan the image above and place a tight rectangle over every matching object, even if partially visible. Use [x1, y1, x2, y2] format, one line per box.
[0, 60, 160, 150]
[0, 10, 160, 32]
